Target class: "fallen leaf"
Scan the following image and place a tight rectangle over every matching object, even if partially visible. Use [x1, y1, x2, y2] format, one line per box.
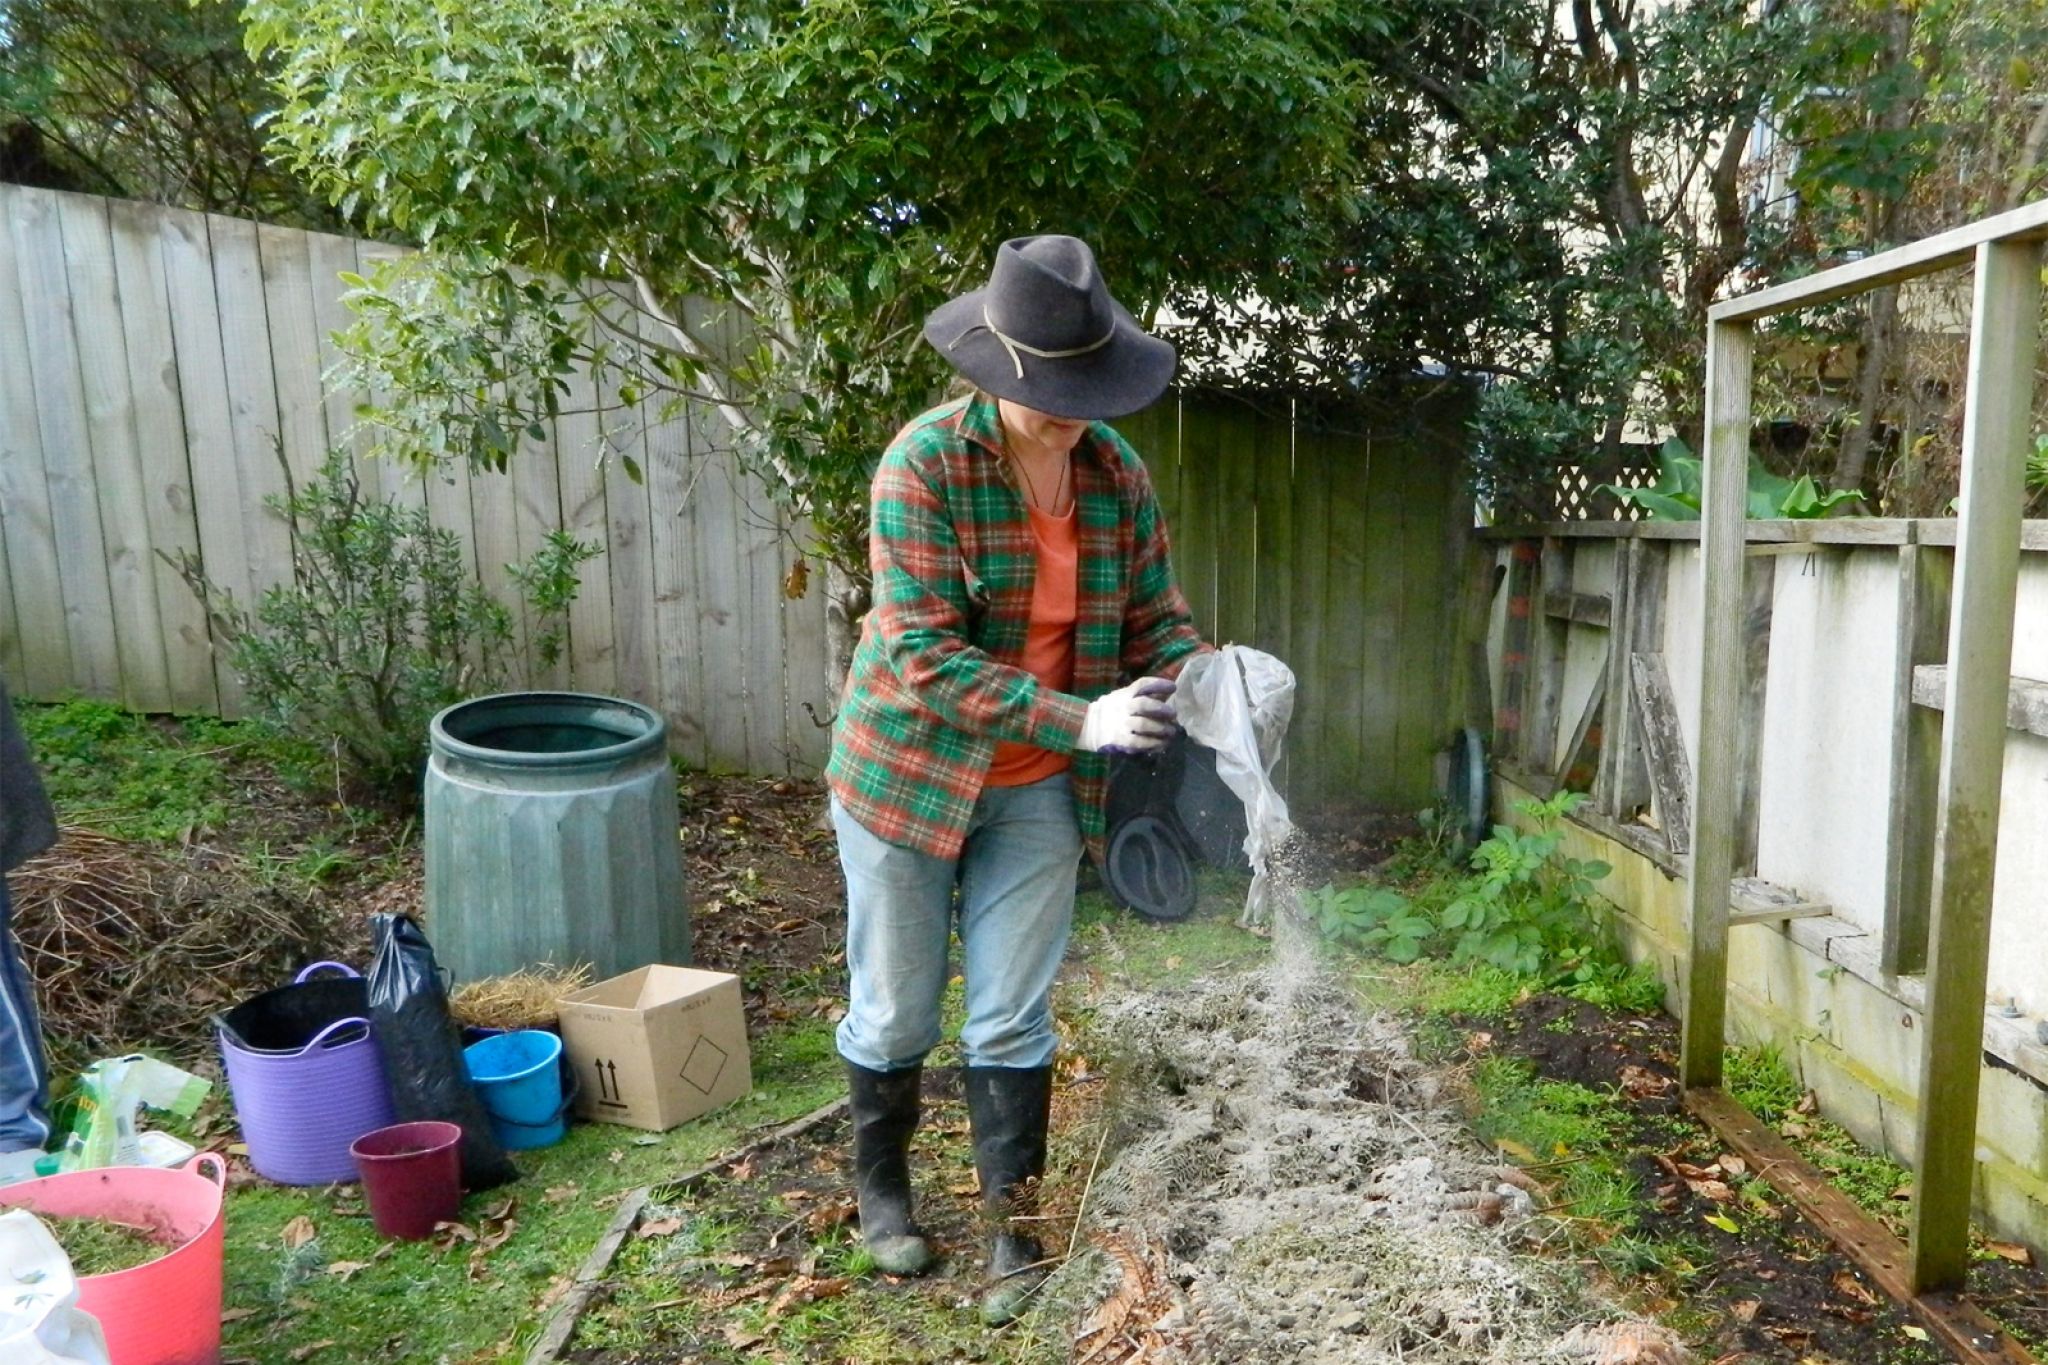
[1732, 1299, 1761, 1323]
[1987, 1239, 2034, 1264]
[637, 1217, 685, 1239]
[280, 1216, 317, 1250]
[766, 1274, 853, 1319]
[721, 1326, 767, 1352]
[221, 1308, 261, 1324]
[1704, 1212, 1740, 1234]
[1689, 1179, 1737, 1203]
[1795, 1091, 1819, 1115]
[326, 1261, 372, 1282]
[729, 1155, 758, 1181]
[482, 1197, 517, 1223]
[1891, 1183, 1914, 1201]
[227, 1142, 250, 1156]
[289, 1343, 335, 1362]
[1720, 1155, 1748, 1177]
[607, 1149, 625, 1166]
[543, 1184, 581, 1205]
[1164, 956, 1182, 971]
[478, 1218, 516, 1253]
[1832, 1271, 1878, 1306]
[1779, 1120, 1812, 1139]
[631, 1135, 662, 1147]
[1466, 1030, 1494, 1053]
[434, 1221, 478, 1248]
[1618, 1064, 1673, 1099]
[1496, 1138, 1538, 1163]
[1902, 1324, 1930, 1341]
[536, 1274, 575, 1314]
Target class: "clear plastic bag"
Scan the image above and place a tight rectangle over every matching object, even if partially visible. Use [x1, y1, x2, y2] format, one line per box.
[0, 1210, 111, 1365]
[1173, 647, 1296, 926]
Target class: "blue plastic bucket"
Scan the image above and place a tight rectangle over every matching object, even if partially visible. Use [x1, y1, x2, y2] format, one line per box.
[463, 1029, 569, 1150]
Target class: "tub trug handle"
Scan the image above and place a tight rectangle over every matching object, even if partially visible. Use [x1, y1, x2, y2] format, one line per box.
[302, 1017, 372, 1052]
[295, 961, 358, 983]
[188, 1152, 228, 1188]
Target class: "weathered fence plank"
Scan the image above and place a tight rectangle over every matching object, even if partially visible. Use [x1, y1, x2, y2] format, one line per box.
[109, 199, 215, 714]
[0, 194, 68, 695]
[15, 187, 122, 699]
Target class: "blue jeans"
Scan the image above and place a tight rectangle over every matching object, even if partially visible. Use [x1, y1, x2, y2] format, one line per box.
[0, 879, 51, 1152]
[834, 774, 1082, 1072]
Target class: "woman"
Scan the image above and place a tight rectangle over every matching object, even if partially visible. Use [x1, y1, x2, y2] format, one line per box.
[826, 235, 1206, 1323]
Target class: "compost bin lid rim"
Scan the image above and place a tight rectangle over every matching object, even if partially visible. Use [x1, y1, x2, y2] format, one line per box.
[429, 691, 668, 768]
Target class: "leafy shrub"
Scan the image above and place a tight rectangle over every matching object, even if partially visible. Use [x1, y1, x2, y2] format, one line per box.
[175, 449, 596, 804]
[1305, 790, 1664, 1013]
[1599, 437, 1864, 520]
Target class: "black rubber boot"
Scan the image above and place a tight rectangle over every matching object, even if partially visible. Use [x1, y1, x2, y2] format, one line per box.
[845, 1060, 935, 1276]
[963, 1065, 1055, 1326]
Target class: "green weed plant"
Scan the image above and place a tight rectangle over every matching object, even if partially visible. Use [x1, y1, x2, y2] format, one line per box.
[1307, 790, 1662, 1013]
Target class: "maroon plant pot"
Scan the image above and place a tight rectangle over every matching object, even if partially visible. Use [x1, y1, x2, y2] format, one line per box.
[350, 1120, 463, 1241]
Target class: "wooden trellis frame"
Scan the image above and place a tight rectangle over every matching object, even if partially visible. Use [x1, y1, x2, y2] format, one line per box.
[1684, 201, 2048, 1325]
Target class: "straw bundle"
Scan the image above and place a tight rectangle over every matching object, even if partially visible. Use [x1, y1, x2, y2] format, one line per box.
[450, 964, 594, 1031]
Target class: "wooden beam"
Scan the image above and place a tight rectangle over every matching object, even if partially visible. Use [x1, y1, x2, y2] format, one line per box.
[1541, 589, 1612, 627]
[1685, 1088, 2039, 1365]
[1709, 197, 2048, 323]
[1493, 540, 1540, 762]
[1733, 558, 1776, 875]
[1681, 317, 1752, 1092]
[1524, 537, 1572, 772]
[1555, 668, 1607, 794]
[1629, 653, 1694, 855]
[1728, 876, 1831, 926]
[1886, 547, 1954, 976]
[1910, 664, 2048, 739]
[1917, 519, 2048, 552]
[1910, 237, 2041, 1295]
[1600, 540, 1666, 820]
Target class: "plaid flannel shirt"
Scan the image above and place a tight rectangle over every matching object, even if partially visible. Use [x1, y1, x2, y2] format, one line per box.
[826, 392, 1206, 860]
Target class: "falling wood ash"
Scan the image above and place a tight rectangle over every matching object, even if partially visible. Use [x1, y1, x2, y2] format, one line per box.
[1032, 926, 1666, 1362]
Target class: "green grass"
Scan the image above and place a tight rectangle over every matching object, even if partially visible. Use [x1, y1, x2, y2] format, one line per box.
[1724, 1045, 1914, 1234]
[1466, 1055, 1639, 1227]
[220, 1015, 845, 1364]
[19, 698, 340, 845]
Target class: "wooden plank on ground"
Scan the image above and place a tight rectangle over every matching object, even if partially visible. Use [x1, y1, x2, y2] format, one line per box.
[1680, 317, 1753, 1092]
[1910, 238, 2040, 1294]
[14, 187, 122, 699]
[109, 199, 215, 713]
[157, 207, 245, 711]
[1886, 544, 1952, 976]
[1686, 1087, 2038, 1365]
[0, 187, 76, 695]
[60, 192, 170, 711]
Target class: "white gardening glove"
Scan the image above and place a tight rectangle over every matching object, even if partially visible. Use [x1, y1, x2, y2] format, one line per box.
[1077, 677, 1178, 755]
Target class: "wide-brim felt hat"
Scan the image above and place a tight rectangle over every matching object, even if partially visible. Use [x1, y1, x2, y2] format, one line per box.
[923, 235, 1176, 421]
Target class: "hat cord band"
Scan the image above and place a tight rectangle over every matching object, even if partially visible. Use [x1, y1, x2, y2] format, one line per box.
[950, 303, 1115, 380]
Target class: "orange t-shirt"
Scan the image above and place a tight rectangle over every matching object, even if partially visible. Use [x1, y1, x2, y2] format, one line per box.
[985, 502, 1079, 787]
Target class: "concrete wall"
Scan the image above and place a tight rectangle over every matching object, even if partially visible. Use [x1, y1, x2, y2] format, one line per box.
[1486, 528, 2048, 1251]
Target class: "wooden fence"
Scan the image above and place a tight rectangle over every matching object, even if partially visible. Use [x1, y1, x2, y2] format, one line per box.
[0, 184, 1474, 804]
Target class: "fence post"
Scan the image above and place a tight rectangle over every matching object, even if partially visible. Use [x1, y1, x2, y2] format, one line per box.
[1680, 318, 1753, 1092]
[1908, 238, 2040, 1294]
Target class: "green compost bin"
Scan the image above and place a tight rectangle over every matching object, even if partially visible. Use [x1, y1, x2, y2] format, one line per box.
[424, 692, 690, 983]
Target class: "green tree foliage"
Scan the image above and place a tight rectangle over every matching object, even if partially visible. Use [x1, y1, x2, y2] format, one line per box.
[0, 0, 339, 226]
[242, 0, 1380, 677]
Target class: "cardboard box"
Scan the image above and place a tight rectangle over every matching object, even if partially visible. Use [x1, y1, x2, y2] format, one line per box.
[557, 965, 752, 1132]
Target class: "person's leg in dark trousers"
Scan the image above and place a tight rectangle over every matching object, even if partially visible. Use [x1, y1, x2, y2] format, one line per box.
[0, 877, 52, 1155]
